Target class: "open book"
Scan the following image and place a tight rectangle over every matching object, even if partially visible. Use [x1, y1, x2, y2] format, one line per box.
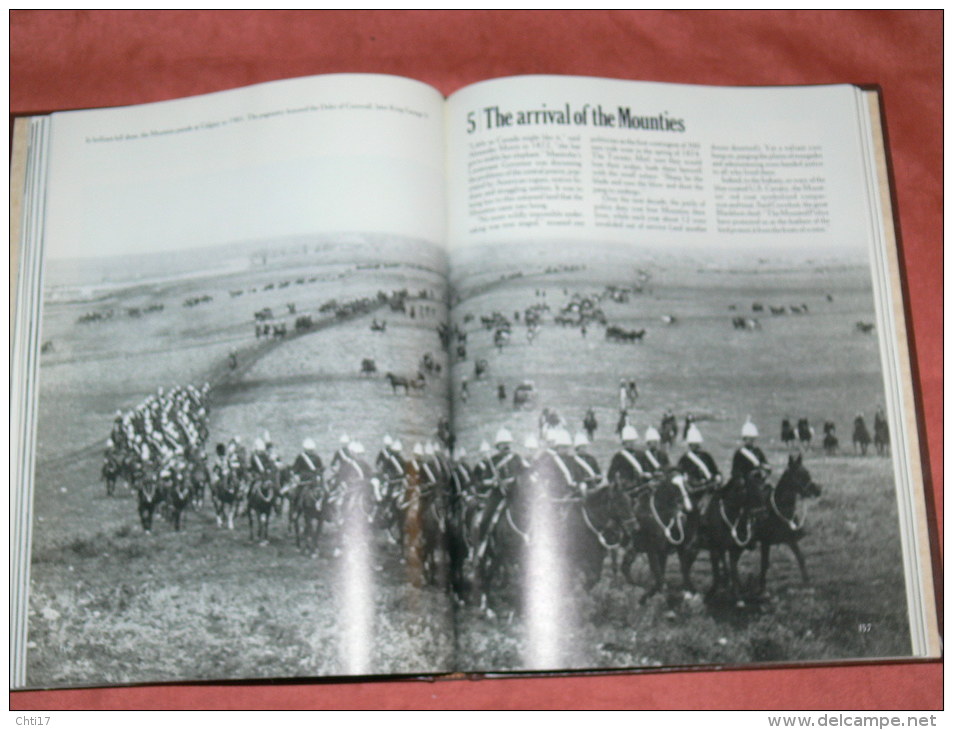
[10, 73, 940, 689]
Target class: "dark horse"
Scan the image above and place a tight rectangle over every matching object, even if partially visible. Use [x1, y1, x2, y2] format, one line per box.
[136, 475, 164, 534]
[211, 465, 242, 530]
[385, 371, 425, 394]
[583, 408, 598, 441]
[166, 472, 191, 532]
[470, 457, 529, 613]
[292, 478, 327, 556]
[247, 471, 281, 543]
[874, 410, 890, 455]
[853, 415, 872, 455]
[102, 452, 122, 496]
[186, 455, 210, 509]
[756, 453, 822, 592]
[700, 469, 767, 606]
[620, 473, 698, 603]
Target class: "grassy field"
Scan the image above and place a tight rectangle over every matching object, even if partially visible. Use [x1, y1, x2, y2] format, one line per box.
[449, 243, 911, 671]
[22, 239, 913, 686]
[27, 241, 456, 687]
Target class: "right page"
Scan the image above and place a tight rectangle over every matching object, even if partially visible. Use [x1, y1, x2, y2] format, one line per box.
[443, 76, 938, 673]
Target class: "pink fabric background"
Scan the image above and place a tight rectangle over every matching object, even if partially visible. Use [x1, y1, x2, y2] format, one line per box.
[10, 9, 941, 710]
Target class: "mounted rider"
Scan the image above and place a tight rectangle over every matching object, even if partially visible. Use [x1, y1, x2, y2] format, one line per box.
[676, 424, 722, 510]
[248, 438, 277, 496]
[328, 433, 352, 482]
[607, 425, 652, 496]
[482, 428, 524, 495]
[288, 437, 324, 508]
[731, 418, 772, 483]
[532, 427, 585, 501]
[572, 431, 602, 494]
[376, 435, 407, 504]
[641, 426, 671, 473]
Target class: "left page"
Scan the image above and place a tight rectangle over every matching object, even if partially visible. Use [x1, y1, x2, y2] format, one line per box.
[11, 74, 456, 688]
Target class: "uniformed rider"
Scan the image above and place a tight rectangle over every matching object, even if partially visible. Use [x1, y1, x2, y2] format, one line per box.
[607, 425, 651, 494]
[572, 431, 602, 493]
[642, 426, 671, 474]
[676, 424, 722, 509]
[731, 418, 771, 482]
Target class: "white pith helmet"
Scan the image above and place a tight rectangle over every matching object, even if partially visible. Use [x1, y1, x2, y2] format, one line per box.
[339, 433, 351, 445]
[383, 434, 393, 447]
[552, 428, 573, 447]
[573, 432, 589, 448]
[413, 442, 424, 456]
[391, 439, 403, 452]
[687, 425, 704, 444]
[348, 441, 365, 455]
[453, 446, 467, 460]
[644, 426, 661, 443]
[741, 418, 759, 438]
[524, 434, 540, 450]
[621, 425, 639, 442]
[302, 438, 316, 451]
[479, 440, 491, 454]
[253, 438, 265, 451]
[424, 442, 435, 456]
[106, 439, 114, 448]
[495, 427, 513, 445]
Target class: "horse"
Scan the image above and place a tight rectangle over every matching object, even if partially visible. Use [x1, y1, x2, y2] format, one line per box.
[102, 452, 122, 496]
[823, 420, 839, 455]
[583, 409, 598, 441]
[797, 418, 813, 451]
[135, 475, 164, 534]
[620, 472, 698, 602]
[756, 453, 822, 592]
[660, 414, 678, 448]
[385, 371, 425, 394]
[211, 465, 242, 530]
[853, 415, 872, 455]
[186, 455, 210, 509]
[291, 478, 327, 556]
[874, 411, 890, 455]
[700, 468, 767, 606]
[781, 419, 796, 448]
[247, 472, 281, 543]
[167, 473, 192, 532]
[470, 454, 529, 612]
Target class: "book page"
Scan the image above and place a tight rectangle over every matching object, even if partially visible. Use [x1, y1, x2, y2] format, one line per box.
[13, 74, 457, 687]
[443, 77, 934, 672]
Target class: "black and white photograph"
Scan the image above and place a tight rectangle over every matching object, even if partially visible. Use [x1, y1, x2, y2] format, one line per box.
[29, 235, 457, 685]
[447, 239, 909, 671]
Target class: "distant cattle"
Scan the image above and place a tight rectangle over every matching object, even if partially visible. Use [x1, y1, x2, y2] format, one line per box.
[733, 316, 761, 331]
[605, 326, 646, 343]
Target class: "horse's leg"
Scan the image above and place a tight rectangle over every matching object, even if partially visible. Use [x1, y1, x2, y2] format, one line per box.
[728, 548, 745, 607]
[708, 547, 724, 597]
[640, 550, 664, 605]
[620, 547, 639, 586]
[678, 543, 698, 596]
[787, 540, 810, 584]
[759, 541, 771, 593]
